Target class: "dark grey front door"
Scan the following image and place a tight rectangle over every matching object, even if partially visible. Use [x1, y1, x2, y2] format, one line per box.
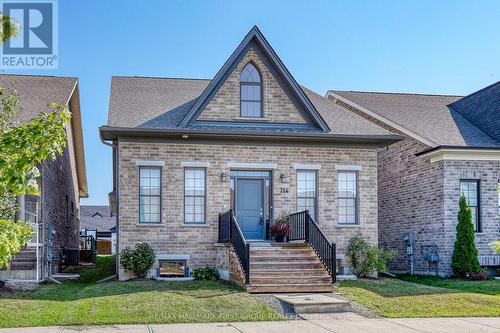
[236, 179, 264, 240]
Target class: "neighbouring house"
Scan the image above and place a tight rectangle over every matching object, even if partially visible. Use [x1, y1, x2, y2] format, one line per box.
[100, 26, 400, 292]
[327, 81, 500, 276]
[80, 205, 117, 255]
[0, 75, 88, 282]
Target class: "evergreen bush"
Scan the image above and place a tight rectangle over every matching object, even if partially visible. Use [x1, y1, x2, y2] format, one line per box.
[451, 195, 481, 277]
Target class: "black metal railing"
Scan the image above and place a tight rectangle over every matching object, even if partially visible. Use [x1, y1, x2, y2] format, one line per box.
[288, 210, 336, 283]
[219, 209, 250, 284]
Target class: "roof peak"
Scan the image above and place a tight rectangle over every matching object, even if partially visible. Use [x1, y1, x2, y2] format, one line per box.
[178, 26, 330, 131]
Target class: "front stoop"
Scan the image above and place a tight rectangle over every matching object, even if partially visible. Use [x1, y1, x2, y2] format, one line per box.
[245, 243, 335, 293]
[275, 294, 351, 314]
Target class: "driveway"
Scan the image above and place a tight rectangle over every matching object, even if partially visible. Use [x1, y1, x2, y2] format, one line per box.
[1, 314, 499, 333]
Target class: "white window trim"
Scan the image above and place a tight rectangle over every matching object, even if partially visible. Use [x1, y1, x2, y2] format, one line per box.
[226, 162, 277, 169]
[293, 163, 321, 170]
[335, 164, 362, 171]
[136, 160, 165, 167]
[181, 161, 211, 168]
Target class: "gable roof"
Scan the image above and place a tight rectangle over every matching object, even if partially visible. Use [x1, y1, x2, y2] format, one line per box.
[329, 90, 499, 148]
[448, 81, 500, 143]
[178, 26, 329, 132]
[104, 76, 398, 143]
[80, 205, 116, 232]
[0, 74, 88, 198]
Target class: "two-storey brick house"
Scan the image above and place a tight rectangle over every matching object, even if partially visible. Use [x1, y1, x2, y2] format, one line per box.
[328, 81, 500, 276]
[0, 75, 88, 282]
[100, 27, 400, 292]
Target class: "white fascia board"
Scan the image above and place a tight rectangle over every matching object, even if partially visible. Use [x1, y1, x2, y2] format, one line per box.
[419, 148, 500, 163]
[326, 91, 437, 148]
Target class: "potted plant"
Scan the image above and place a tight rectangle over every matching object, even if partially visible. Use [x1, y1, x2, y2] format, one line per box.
[271, 211, 290, 242]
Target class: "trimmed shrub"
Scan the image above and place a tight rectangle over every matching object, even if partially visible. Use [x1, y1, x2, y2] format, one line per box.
[120, 242, 155, 278]
[468, 271, 489, 281]
[346, 234, 397, 278]
[191, 267, 219, 280]
[451, 195, 481, 277]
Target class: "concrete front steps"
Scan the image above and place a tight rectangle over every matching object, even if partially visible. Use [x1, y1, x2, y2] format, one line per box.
[275, 294, 351, 314]
[246, 243, 335, 293]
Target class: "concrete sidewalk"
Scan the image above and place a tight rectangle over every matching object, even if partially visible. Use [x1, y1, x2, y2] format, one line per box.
[1, 314, 499, 333]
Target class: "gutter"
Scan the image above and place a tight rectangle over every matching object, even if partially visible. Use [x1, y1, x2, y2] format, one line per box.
[416, 145, 500, 157]
[99, 126, 403, 147]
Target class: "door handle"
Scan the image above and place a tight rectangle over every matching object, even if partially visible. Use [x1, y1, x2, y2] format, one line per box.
[258, 208, 264, 224]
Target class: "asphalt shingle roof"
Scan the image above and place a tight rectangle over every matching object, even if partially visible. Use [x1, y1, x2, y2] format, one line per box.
[448, 81, 500, 143]
[0, 74, 77, 124]
[80, 205, 116, 232]
[333, 90, 499, 147]
[107, 76, 393, 137]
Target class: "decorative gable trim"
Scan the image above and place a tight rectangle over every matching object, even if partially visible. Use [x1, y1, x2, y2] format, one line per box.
[178, 26, 330, 132]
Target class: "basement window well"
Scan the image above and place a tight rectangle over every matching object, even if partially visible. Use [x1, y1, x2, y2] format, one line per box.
[158, 260, 188, 278]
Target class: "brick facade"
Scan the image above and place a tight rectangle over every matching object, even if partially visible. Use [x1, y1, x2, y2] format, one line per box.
[335, 98, 500, 276]
[199, 47, 307, 124]
[377, 137, 446, 274]
[117, 140, 379, 280]
[0, 146, 80, 281]
[41, 145, 80, 274]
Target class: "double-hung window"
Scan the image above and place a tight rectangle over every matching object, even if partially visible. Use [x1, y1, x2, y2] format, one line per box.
[139, 167, 161, 223]
[338, 171, 358, 225]
[460, 180, 480, 232]
[297, 170, 317, 220]
[184, 168, 206, 224]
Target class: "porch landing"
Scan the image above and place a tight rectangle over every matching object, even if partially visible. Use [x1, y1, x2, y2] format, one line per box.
[246, 243, 336, 293]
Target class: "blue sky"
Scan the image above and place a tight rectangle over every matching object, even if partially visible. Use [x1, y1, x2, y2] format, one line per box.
[9, 0, 500, 205]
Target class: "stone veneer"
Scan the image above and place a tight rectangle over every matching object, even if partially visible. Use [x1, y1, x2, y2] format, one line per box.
[117, 139, 379, 280]
[198, 47, 307, 124]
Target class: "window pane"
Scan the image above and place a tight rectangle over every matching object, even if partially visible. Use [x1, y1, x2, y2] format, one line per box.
[297, 171, 317, 219]
[139, 167, 161, 223]
[459, 180, 479, 231]
[184, 168, 206, 223]
[338, 171, 357, 225]
[240, 63, 261, 83]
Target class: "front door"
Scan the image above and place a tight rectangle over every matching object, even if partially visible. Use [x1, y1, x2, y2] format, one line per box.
[236, 179, 264, 240]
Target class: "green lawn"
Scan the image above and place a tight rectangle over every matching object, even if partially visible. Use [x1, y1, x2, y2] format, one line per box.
[339, 278, 500, 318]
[397, 274, 500, 295]
[0, 256, 281, 328]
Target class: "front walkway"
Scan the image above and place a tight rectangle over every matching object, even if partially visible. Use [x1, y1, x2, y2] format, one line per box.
[2, 315, 499, 333]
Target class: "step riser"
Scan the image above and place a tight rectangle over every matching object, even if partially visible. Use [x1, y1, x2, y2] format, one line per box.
[294, 303, 351, 314]
[251, 270, 330, 277]
[250, 277, 332, 284]
[247, 285, 335, 293]
[251, 250, 315, 255]
[251, 263, 325, 270]
[251, 257, 320, 262]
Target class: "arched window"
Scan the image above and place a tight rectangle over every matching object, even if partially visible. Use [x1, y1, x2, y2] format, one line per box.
[240, 63, 262, 117]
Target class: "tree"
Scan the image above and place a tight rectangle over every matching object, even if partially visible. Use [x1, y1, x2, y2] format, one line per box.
[0, 86, 70, 268]
[451, 195, 481, 277]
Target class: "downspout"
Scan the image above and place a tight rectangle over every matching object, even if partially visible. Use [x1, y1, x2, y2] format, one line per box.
[101, 137, 119, 279]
